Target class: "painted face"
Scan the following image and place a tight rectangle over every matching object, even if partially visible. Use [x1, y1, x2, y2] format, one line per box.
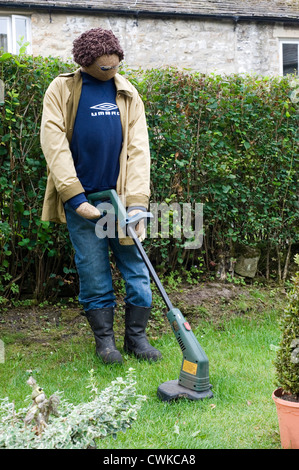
[81, 54, 120, 81]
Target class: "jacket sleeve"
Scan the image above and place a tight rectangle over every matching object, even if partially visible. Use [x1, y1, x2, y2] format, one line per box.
[125, 93, 151, 209]
[40, 78, 84, 203]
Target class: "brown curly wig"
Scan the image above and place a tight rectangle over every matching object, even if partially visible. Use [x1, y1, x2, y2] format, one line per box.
[72, 28, 124, 67]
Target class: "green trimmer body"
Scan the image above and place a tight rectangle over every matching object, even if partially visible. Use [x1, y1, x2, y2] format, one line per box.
[88, 190, 213, 402]
[157, 307, 213, 401]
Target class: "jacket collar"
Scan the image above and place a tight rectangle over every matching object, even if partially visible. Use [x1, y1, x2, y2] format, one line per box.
[61, 68, 133, 98]
[114, 73, 134, 98]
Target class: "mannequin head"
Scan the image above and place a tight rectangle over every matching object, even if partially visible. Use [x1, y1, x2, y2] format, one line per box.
[72, 28, 124, 81]
[81, 54, 120, 81]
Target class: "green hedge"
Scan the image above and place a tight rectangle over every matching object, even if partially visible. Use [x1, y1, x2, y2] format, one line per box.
[134, 68, 298, 279]
[0, 53, 75, 301]
[0, 53, 298, 301]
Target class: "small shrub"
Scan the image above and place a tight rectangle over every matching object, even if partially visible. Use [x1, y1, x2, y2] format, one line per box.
[0, 368, 146, 449]
[274, 255, 299, 399]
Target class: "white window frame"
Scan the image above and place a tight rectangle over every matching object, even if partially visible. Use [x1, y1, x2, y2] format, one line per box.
[279, 39, 299, 76]
[0, 15, 32, 54]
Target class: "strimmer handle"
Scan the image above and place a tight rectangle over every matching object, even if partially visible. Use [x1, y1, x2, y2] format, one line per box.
[88, 189, 173, 311]
[87, 189, 153, 235]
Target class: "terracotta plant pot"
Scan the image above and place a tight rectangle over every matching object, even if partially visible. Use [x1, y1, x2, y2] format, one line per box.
[272, 387, 299, 449]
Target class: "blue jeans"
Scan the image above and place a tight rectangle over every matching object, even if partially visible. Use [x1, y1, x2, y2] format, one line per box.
[64, 201, 152, 313]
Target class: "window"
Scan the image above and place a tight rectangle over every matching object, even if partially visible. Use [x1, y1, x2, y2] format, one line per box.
[280, 40, 299, 75]
[0, 15, 31, 54]
[0, 17, 8, 51]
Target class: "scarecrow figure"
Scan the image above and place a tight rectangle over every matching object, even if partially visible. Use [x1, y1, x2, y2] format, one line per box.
[40, 28, 162, 364]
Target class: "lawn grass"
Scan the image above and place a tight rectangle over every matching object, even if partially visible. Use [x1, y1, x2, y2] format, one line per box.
[0, 285, 284, 449]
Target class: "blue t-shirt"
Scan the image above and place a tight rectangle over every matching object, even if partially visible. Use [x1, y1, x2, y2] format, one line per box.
[68, 72, 123, 209]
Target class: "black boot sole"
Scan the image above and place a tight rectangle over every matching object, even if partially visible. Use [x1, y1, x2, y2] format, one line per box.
[96, 349, 123, 364]
[124, 344, 162, 362]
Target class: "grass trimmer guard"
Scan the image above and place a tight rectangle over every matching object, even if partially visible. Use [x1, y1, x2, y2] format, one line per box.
[88, 190, 213, 402]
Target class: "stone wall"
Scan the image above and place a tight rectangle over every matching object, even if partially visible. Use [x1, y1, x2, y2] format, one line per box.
[6, 10, 299, 74]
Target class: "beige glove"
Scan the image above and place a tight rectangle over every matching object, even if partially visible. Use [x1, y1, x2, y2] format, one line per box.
[127, 209, 145, 239]
[75, 202, 100, 219]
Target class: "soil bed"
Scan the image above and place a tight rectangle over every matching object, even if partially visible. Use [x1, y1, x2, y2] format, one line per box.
[0, 282, 285, 347]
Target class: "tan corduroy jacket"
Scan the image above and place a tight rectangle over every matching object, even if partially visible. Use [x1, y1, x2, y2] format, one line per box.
[40, 69, 151, 225]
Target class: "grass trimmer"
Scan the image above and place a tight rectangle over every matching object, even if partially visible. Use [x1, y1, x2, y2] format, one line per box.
[88, 190, 213, 402]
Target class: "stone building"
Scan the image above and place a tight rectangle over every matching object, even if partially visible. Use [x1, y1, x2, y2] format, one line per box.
[0, 0, 298, 75]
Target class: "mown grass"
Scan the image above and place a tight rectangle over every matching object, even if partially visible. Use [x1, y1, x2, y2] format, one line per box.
[0, 286, 284, 449]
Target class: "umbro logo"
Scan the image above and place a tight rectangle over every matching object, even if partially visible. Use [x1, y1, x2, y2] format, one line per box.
[90, 102, 120, 117]
[90, 102, 119, 111]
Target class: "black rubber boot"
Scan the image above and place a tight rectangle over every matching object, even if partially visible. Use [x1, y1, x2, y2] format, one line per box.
[124, 304, 162, 361]
[85, 307, 123, 364]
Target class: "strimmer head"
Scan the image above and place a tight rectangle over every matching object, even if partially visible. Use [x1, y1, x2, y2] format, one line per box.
[157, 380, 213, 402]
[157, 308, 213, 402]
